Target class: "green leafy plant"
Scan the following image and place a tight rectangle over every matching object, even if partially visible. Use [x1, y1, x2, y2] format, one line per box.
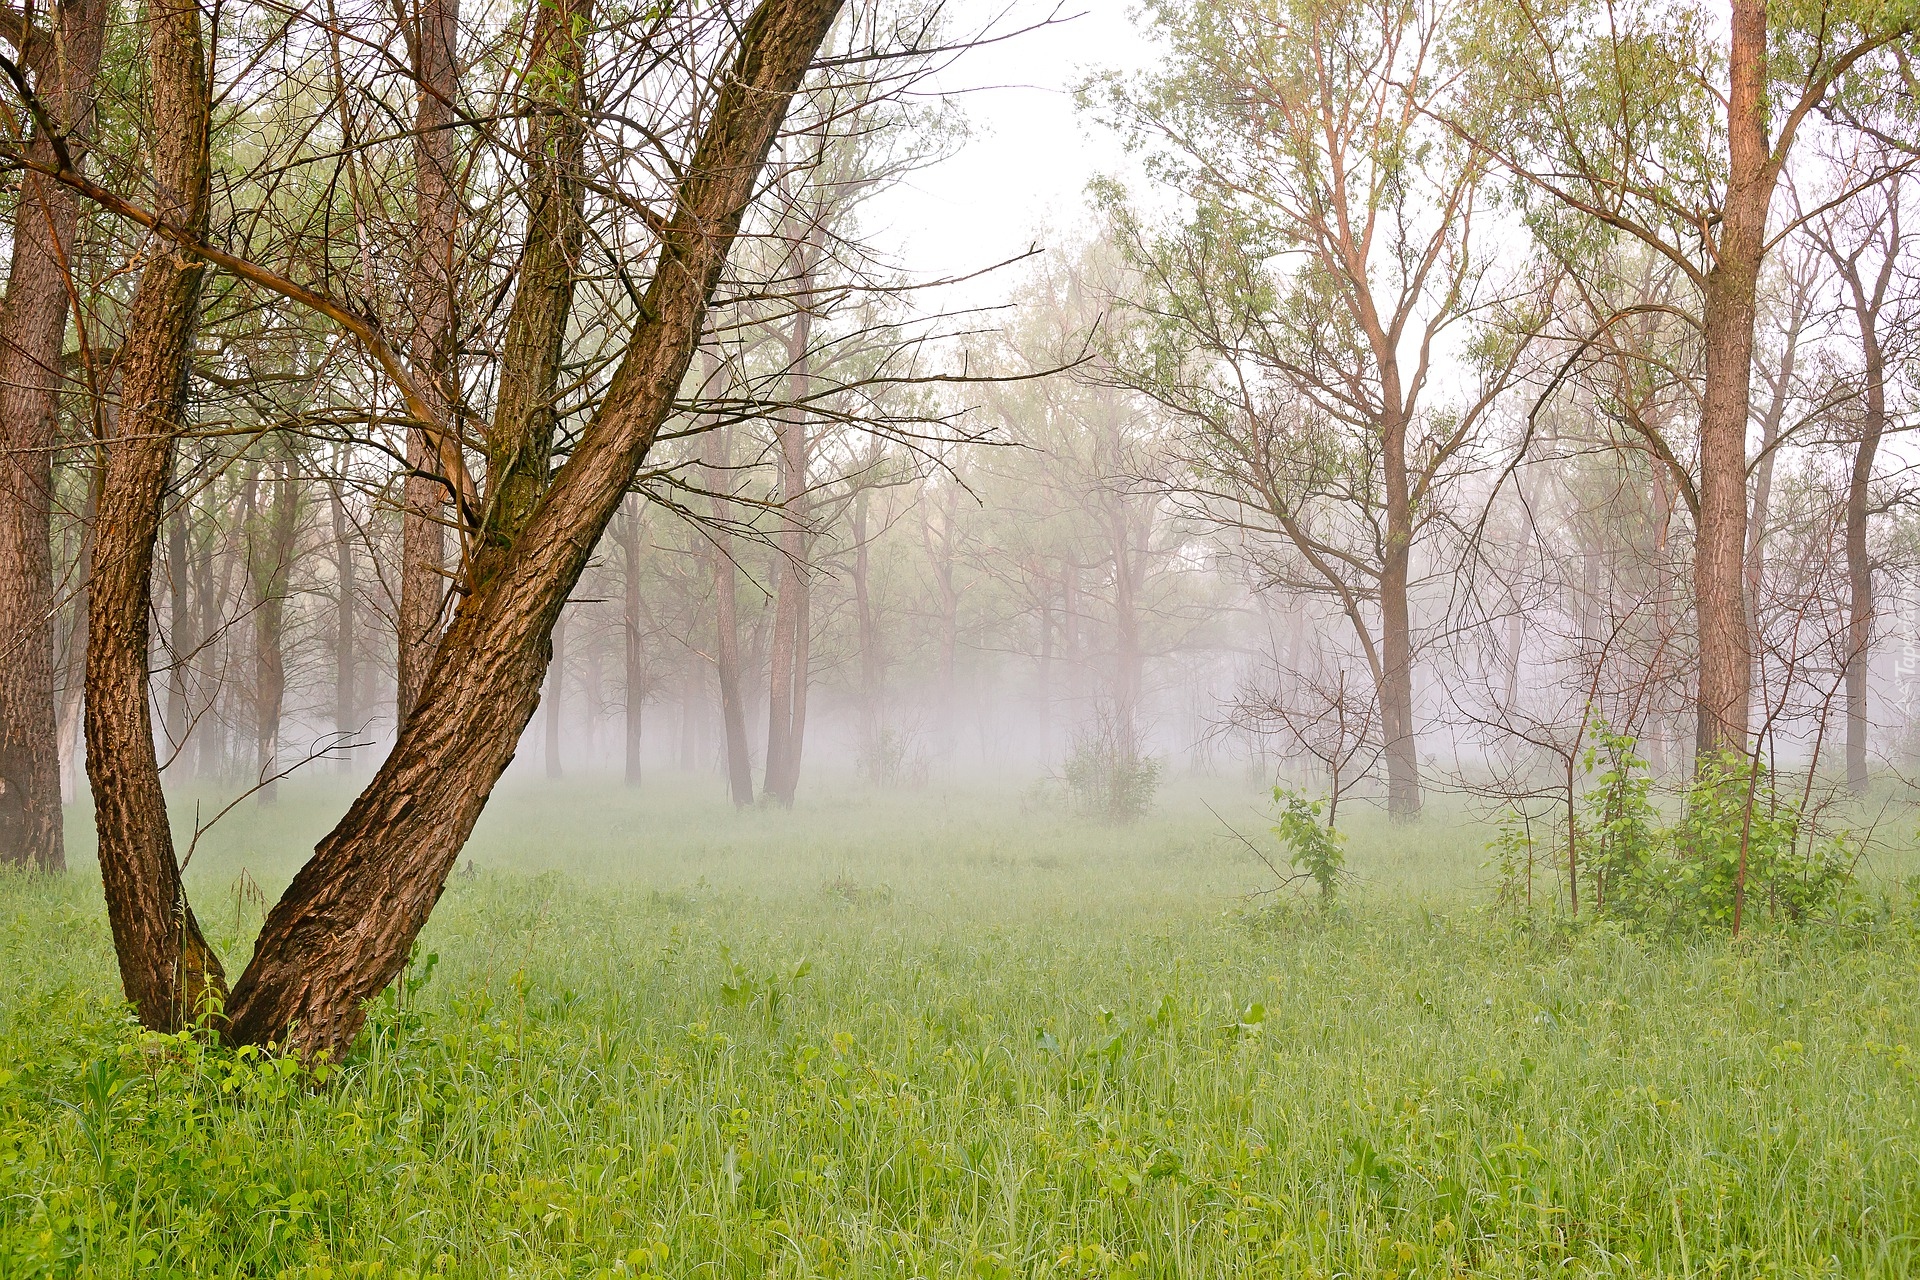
[1271, 786, 1345, 902]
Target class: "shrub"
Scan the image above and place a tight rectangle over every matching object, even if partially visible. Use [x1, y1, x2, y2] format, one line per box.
[1270, 786, 1345, 903]
[1063, 714, 1161, 823]
[1495, 732, 1858, 934]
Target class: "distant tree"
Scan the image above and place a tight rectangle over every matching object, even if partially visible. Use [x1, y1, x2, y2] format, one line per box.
[1089, 0, 1540, 819]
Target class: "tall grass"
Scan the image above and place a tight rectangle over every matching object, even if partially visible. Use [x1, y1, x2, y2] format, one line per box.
[4, 775, 1918, 1276]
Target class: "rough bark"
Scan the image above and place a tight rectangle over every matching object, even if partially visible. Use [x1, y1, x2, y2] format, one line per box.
[482, 0, 590, 555]
[1693, 0, 1769, 761]
[0, 0, 108, 871]
[222, 0, 844, 1060]
[397, 0, 464, 723]
[85, 0, 224, 1030]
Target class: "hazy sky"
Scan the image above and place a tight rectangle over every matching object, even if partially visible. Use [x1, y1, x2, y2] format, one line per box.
[868, 0, 1157, 298]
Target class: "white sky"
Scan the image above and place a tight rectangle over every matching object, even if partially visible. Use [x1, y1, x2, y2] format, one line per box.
[865, 0, 1159, 302]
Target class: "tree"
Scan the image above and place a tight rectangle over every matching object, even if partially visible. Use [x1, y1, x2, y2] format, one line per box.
[222, 0, 847, 1059]
[0, 0, 108, 871]
[1091, 0, 1537, 818]
[1810, 165, 1913, 792]
[1469, 0, 1917, 760]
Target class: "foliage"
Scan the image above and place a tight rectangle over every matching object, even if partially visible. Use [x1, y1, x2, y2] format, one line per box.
[1492, 733, 1858, 934]
[1063, 714, 1162, 824]
[1269, 786, 1346, 902]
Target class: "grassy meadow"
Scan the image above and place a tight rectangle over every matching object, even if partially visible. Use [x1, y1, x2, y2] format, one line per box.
[4, 773, 1920, 1277]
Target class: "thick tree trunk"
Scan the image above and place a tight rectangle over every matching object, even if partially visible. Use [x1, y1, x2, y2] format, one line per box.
[1694, 0, 1771, 762]
[85, 0, 224, 1031]
[481, 0, 590, 552]
[621, 503, 644, 787]
[0, 0, 108, 871]
[397, 0, 464, 724]
[222, 0, 843, 1060]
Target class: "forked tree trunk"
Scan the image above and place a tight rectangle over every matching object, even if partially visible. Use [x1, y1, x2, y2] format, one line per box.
[0, 0, 108, 871]
[85, 0, 225, 1030]
[222, 0, 844, 1059]
[397, 0, 464, 724]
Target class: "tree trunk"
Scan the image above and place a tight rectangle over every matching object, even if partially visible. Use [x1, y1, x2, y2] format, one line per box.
[852, 483, 880, 753]
[0, 0, 108, 871]
[248, 457, 298, 802]
[397, 0, 464, 724]
[85, 0, 225, 1031]
[544, 609, 566, 778]
[165, 488, 197, 771]
[222, 0, 843, 1060]
[1694, 0, 1770, 762]
[762, 305, 812, 805]
[1836, 206, 1896, 793]
[331, 472, 358, 771]
[1380, 412, 1420, 821]
[709, 423, 756, 806]
[621, 502, 645, 787]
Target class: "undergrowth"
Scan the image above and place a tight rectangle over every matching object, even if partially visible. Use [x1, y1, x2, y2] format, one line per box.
[3, 779, 1919, 1277]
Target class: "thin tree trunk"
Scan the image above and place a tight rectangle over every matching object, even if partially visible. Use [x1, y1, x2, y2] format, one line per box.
[545, 610, 565, 778]
[397, 0, 463, 724]
[165, 488, 196, 770]
[1834, 202, 1897, 793]
[331, 472, 358, 771]
[1380, 410, 1420, 820]
[0, 0, 108, 871]
[248, 457, 298, 803]
[852, 484, 880, 752]
[762, 304, 811, 805]
[85, 0, 224, 1030]
[709, 423, 756, 806]
[222, 0, 843, 1060]
[621, 502, 644, 787]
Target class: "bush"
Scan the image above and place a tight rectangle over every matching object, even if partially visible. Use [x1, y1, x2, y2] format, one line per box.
[1494, 732, 1857, 934]
[1063, 712, 1161, 823]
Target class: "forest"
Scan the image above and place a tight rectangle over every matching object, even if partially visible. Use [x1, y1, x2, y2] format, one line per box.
[3, 0, 1920, 1273]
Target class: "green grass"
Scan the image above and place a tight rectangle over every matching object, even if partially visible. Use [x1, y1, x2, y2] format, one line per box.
[5, 774, 1920, 1277]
